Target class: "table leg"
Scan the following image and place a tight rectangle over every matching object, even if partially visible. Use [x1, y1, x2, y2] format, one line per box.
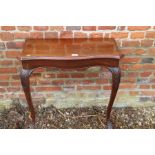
[106, 67, 121, 129]
[20, 69, 35, 125]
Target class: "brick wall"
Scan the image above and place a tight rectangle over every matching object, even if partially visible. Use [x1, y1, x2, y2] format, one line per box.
[0, 26, 155, 108]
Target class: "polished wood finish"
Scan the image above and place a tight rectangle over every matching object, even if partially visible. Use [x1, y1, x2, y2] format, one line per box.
[22, 38, 120, 59]
[19, 38, 122, 128]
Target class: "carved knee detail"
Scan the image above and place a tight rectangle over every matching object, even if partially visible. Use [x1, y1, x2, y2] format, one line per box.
[20, 69, 33, 88]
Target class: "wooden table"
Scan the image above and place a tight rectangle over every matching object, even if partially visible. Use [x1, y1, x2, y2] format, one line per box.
[19, 38, 122, 128]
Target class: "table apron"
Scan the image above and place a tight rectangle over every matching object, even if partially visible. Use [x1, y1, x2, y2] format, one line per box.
[21, 58, 119, 69]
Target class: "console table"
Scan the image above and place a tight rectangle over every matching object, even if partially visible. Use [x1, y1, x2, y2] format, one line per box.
[19, 38, 122, 128]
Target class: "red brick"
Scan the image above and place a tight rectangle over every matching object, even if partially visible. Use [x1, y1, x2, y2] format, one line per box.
[6, 42, 24, 49]
[45, 32, 58, 38]
[121, 57, 140, 63]
[129, 64, 143, 70]
[61, 86, 75, 91]
[82, 80, 95, 85]
[65, 80, 79, 85]
[103, 85, 111, 90]
[129, 91, 139, 96]
[127, 72, 139, 77]
[134, 49, 145, 55]
[143, 64, 155, 69]
[117, 91, 129, 97]
[0, 32, 14, 41]
[130, 32, 145, 39]
[34, 68, 46, 73]
[120, 83, 136, 89]
[151, 84, 155, 89]
[119, 49, 133, 55]
[35, 86, 61, 91]
[122, 41, 140, 47]
[89, 32, 103, 38]
[121, 77, 136, 83]
[128, 26, 150, 31]
[140, 72, 152, 77]
[37, 80, 52, 85]
[30, 32, 43, 38]
[0, 88, 6, 92]
[0, 68, 17, 74]
[10, 81, 21, 86]
[82, 26, 96, 31]
[96, 79, 109, 84]
[50, 26, 64, 31]
[77, 86, 101, 90]
[71, 73, 85, 78]
[86, 73, 99, 78]
[11, 75, 20, 80]
[33, 26, 49, 31]
[0, 75, 10, 80]
[57, 73, 70, 78]
[52, 80, 64, 85]
[141, 40, 154, 47]
[141, 91, 155, 96]
[7, 87, 21, 92]
[146, 31, 155, 38]
[0, 60, 13, 66]
[120, 64, 130, 70]
[0, 82, 9, 86]
[73, 68, 87, 71]
[98, 26, 116, 30]
[5, 51, 21, 58]
[148, 48, 155, 55]
[0, 94, 4, 98]
[14, 32, 29, 39]
[17, 26, 32, 31]
[60, 31, 73, 38]
[111, 32, 128, 39]
[1, 26, 15, 31]
[74, 32, 87, 38]
[140, 85, 150, 89]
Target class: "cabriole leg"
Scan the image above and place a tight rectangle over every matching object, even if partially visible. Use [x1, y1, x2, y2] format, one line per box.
[20, 69, 35, 125]
[106, 67, 121, 129]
